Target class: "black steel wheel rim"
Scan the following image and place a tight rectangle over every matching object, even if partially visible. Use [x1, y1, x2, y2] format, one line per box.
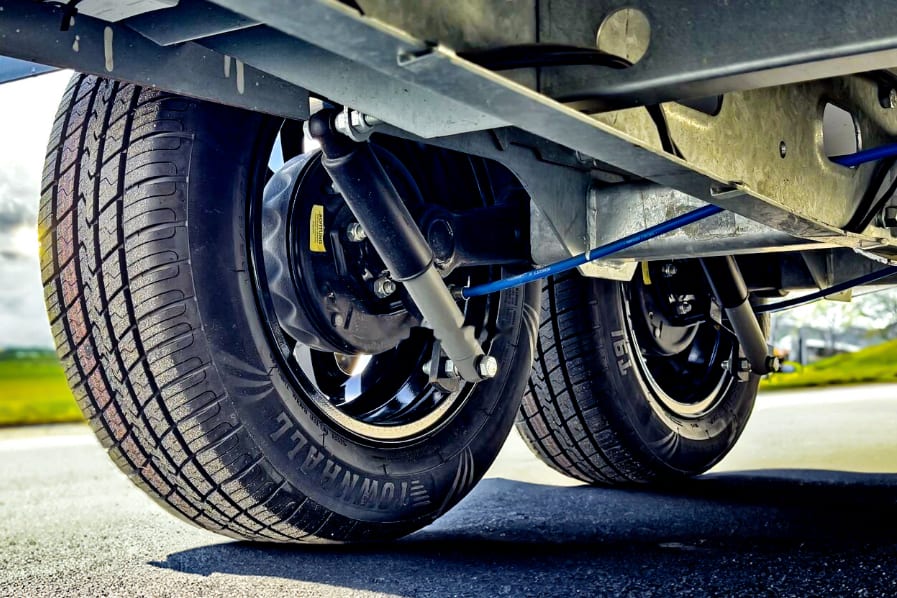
[623, 273, 736, 419]
[246, 122, 503, 443]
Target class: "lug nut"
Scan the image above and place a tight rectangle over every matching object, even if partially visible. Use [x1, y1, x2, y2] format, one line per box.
[373, 277, 396, 298]
[346, 222, 367, 242]
[476, 355, 499, 379]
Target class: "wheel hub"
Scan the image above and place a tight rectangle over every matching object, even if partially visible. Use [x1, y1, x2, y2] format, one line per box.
[261, 150, 421, 355]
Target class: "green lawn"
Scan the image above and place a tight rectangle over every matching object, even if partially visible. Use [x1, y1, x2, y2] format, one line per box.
[0, 350, 83, 426]
[761, 338, 897, 390]
[1, 338, 896, 426]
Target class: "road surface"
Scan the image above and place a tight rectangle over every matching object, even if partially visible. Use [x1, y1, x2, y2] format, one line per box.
[3, 385, 897, 596]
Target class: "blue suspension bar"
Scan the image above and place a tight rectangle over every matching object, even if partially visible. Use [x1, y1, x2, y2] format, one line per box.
[462, 204, 724, 298]
[755, 264, 897, 313]
[831, 142, 897, 167]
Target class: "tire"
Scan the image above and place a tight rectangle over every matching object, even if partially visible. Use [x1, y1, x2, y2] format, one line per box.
[516, 271, 764, 485]
[40, 74, 539, 542]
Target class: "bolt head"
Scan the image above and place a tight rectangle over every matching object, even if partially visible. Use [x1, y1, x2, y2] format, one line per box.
[661, 263, 678, 278]
[346, 222, 367, 242]
[477, 355, 499, 379]
[373, 277, 396, 298]
[675, 302, 693, 315]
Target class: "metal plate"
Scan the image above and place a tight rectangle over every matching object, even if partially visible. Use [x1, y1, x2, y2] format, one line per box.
[593, 76, 897, 230]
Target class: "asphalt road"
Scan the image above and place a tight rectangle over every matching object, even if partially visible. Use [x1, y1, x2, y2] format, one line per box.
[3, 385, 897, 597]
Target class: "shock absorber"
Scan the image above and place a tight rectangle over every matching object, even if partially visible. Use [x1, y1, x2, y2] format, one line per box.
[306, 109, 492, 383]
[700, 256, 780, 375]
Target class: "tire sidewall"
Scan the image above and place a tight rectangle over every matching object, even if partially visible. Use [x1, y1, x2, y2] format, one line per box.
[585, 277, 759, 477]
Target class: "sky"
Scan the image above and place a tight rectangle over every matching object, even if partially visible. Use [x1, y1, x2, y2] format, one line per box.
[0, 70, 72, 349]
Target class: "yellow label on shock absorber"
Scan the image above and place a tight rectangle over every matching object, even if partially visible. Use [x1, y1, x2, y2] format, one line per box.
[310, 204, 326, 253]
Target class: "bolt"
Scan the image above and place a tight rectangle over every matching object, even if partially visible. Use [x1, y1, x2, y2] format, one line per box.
[765, 356, 783, 373]
[880, 87, 897, 109]
[476, 355, 499, 379]
[332, 313, 345, 328]
[346, 222, 367, 242]
[675, 302, 693, 316]
[779, 140, 787, 158]
[443, 359, 456, 377]
[660, 263, 678, 278]
[883, 206, 897, 228]
[373, 277, 397, 298]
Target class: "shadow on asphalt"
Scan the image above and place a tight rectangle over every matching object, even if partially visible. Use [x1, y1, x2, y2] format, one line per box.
[150, 472, 897, 594]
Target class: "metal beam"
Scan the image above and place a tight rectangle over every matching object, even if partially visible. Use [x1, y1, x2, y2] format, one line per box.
[0, 1, 308, 120]
[124, 0, 258, 46]
[199, 27, 505, 137]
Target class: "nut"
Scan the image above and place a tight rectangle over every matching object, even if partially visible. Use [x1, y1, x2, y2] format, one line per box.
[346, 222, 367, 242]
[443, 359, 456, 377]
[883, 206, 897, 228]
[476, 355, 499, 379]
[660, 263, 678, 278]
[373, 277, 396, 298]
[675, 302, 693, 315]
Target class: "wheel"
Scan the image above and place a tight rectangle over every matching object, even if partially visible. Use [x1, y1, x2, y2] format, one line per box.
[517, 265, 766, 485]
[40, 74, 539, 542]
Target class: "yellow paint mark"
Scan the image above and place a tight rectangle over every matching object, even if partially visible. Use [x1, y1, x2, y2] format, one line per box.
[310, 205, 326, 253]
[641, 262, 652, 285]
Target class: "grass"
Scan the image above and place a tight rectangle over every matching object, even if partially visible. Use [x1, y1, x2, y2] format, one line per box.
[761, 338, 897, 391]
[0, 350, 83, 427]
[1, 336, 896, 425]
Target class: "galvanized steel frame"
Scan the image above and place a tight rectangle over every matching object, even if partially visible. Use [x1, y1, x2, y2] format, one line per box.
[202, 0, 897, 258]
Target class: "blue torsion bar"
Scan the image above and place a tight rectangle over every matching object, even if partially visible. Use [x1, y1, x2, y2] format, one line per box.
[831, 142, 897, 167]
[462, 204, 724, 298]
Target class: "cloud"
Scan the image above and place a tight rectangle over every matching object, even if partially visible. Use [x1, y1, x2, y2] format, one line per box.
[0, 189, 36, 230]
[0, 70, 72, 348]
